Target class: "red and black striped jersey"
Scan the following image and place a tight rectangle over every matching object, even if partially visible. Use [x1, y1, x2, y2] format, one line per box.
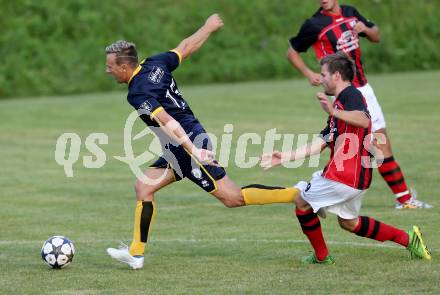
[289, 5, 375, 87]
[319, 86, 373, 190]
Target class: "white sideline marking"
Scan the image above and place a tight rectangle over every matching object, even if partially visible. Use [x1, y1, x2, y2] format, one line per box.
[0, 238, 438, 252]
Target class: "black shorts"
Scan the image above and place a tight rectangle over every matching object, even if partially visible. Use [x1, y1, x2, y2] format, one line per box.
[149, 126, 226, 193]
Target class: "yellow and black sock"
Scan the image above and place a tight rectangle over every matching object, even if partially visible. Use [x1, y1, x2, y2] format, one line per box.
[129, 201, 156, 257]
[241, 184, 300, 205]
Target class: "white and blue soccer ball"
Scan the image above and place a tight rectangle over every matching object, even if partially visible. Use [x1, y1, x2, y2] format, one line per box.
[41, 236, 75, 269]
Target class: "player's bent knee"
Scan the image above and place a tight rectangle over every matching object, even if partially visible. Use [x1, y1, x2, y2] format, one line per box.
[134, 179, 154, 201]
[338, 217, 357, 232]
[215, 194, 244, 208]
[211, 183, 245, 208]
[222, 201, 237, 208]
[219, 196, 243, 208]
[294, 196, 310, 211]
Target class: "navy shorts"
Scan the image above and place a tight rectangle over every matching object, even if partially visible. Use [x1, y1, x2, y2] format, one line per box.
[149, 126, 226, 193]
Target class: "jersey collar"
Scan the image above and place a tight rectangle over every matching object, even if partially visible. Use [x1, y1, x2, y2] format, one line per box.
[320, 8, 342, 18]
[128, 59, 145, 85]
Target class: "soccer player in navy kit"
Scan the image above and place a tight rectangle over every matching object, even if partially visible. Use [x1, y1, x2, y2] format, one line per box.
[287, 0, 431, 209]
[104, 14, 300, 269]
[261, 53, 431, 264]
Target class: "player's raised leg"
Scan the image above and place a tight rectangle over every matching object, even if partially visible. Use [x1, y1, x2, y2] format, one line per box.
[241, 183, 300, 205]
[182, 148, 300, 208]
[107, 168, 176, 269]
[338, 216, 431, 260]
[207, 175, 301, 208]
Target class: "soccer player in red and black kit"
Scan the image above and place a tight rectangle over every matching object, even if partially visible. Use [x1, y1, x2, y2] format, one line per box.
[261, 53, 431, 264]
[287, 0, 431, 209]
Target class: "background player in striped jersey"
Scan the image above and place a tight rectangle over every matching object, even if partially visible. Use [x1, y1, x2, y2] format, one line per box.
[261, 53, 431, 264]
[287, 0, 431, 209]
[104, 14, 300, 269]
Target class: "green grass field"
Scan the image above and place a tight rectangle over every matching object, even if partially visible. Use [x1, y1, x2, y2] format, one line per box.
[1, 71, 440, 294]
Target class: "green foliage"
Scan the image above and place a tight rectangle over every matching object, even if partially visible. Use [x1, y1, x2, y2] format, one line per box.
[1, 0, 439, 98]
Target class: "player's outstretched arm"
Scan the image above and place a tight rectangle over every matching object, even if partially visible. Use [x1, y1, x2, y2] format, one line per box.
[173, 14, 224, 62]
[287, 47, 321, 86]
[152, 109, 217, 165]
[260, 137, 326, 170]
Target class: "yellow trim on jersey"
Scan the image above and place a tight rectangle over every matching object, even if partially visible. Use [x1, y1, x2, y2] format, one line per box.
[183, 147, 218, 193]
[150, 106, 164, 120]
[128, 64, 142, 85]
[127, 59, 145, 85]
[170, 49, 183, 64]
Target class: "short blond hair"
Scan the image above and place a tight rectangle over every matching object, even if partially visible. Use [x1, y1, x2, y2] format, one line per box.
[105, 40, 138, 67]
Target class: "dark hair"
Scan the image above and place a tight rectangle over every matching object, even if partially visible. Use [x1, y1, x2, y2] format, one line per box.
[105, 40, 138, 67]
[320, 52, 355, 82]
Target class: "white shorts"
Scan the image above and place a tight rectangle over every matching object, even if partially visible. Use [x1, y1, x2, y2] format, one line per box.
[357, 83, 386, 132]
[295, 171, 366, 219]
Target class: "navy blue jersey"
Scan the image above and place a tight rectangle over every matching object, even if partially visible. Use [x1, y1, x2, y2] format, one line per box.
[126, 51, 227, 189]
[127, 51, 201, 134]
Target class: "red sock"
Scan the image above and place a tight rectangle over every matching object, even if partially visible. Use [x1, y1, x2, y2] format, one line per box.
[296, 208, 328, 261]
[377, 156, 411, 204]
[353, 216, 409, 247]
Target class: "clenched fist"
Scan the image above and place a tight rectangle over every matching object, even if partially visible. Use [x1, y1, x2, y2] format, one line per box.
[205, 14, 224, 33]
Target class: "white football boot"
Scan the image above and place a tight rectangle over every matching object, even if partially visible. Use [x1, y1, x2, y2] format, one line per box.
[395, 188, 433, 209]
[106, 242, 144, 270]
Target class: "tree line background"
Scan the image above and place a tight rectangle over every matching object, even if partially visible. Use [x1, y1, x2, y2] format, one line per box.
[1, 0, 439, 98]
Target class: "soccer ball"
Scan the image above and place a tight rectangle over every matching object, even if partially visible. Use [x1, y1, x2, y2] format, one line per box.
[41, 236, 75, 269]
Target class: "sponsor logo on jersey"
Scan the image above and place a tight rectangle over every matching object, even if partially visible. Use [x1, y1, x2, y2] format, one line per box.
[336, 30, 359, 53]
[139, 101, 153, 112]
[191, 168, 203, 179]
[148, 66, 165, 84]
